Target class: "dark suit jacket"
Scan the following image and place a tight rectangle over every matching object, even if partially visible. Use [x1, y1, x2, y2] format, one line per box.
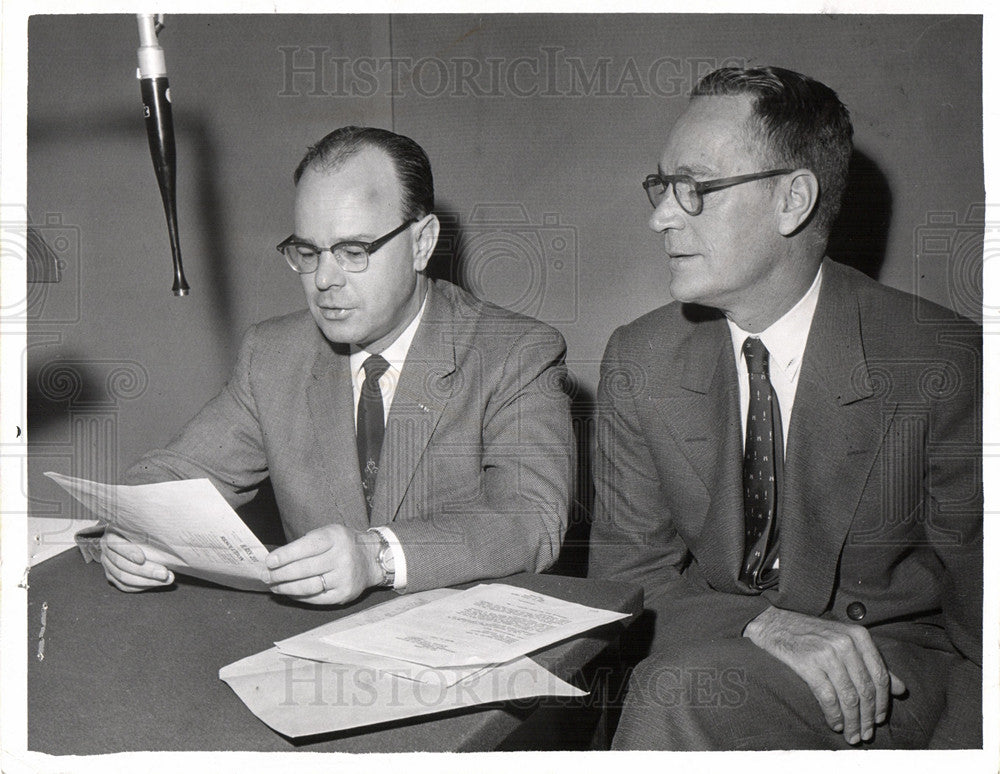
[125, 279, 574, 592]
[588, 259, 982, 743]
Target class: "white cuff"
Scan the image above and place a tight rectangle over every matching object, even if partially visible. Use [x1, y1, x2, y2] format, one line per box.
[370, 526, 407, 591]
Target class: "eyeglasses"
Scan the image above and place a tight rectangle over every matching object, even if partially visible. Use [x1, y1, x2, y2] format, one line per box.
[642, 169, 795, 215]
[276, 219, 416, 274]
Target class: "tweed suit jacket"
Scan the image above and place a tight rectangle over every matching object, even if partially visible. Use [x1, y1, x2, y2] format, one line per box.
[125, 279, 573, 592]
[588, 259, 982, 738]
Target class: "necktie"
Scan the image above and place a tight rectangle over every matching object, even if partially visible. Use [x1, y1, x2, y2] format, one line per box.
[356, 354, 390, 518]
[739, 337, 783, 590]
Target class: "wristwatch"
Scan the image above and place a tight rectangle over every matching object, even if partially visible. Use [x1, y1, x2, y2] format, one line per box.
[370, 529, 396, 588]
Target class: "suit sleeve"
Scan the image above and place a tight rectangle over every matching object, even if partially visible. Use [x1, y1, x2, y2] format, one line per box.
[387, 324, 573, 592]
[588, 326, 769, 649]
[925, 331, 982, 746]
[122, 324, 269, 509]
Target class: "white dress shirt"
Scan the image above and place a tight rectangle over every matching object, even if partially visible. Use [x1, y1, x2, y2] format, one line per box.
[347, 293, 428, 590]
[727, 266, 823, 571]
[727, 265, 824, 453]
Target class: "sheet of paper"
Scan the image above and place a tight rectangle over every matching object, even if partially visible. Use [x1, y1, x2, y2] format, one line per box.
[219, 646, 583, 738]
[275, 588, 485, 686]
[320, 583, 630, 668]
[44, 472, 269, 591]
[28, 516, 100, 566]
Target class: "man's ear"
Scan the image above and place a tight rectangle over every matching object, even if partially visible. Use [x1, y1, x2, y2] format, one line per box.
[777, 170, 819, 236]
[412, 214, 440, 272]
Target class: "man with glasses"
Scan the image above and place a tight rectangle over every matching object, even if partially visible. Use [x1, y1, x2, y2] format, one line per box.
[589, 67, 981, 749]
[100, 126, 572, 606]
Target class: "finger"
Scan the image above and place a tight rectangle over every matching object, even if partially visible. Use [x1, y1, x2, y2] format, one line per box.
[108, 568, 174, 591]
[102, 557, 174, 591]
[106, 573, 148, 593]
[262, 552, 334, 585]
[269, 569, 364, 605]
[836, 635, 878, 742]
[103, 532, 147, 565]
[101, 551, 167, 580]
[295, 589, 352, 605]
[265, 533, 333, 570]
[849, 629, 892, 727]
[821, 654, 863, 744]
[268, 574, 330, 598]
[889, 671, 907, 696]
[103, 544, 170, 581]
[800, 666, 844, 733]
[288, 579, 364, 606]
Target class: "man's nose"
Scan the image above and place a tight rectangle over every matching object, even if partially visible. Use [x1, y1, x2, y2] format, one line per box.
[313, 251, 348, 290]
[649, 189, 686, 232]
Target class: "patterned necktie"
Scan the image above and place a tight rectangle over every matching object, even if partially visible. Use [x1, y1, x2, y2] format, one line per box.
[356, 354, 390, 518]
[739, 337, 783, 590]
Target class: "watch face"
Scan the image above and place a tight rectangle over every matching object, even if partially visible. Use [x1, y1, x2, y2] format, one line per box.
[377, 543, 395, 572]
[376, 543, 395, 587]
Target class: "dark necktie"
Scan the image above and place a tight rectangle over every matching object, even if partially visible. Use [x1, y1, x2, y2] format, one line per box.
[356, 354, 390, 518]
[739, 337, 783, 590]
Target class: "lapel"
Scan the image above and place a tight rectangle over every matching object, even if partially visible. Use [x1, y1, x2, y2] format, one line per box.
[772, 259, 893, 614]
[369, 282, 457, 526]
[305, 336, 369, 533]
[655, 307, 746, 592]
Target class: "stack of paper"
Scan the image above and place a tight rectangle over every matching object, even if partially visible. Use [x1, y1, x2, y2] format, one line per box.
[42, 473, 631, 738]
[220, 584, 630, 738]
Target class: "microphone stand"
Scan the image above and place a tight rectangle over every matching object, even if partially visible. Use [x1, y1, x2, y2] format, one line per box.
[136, 13, 189, 296]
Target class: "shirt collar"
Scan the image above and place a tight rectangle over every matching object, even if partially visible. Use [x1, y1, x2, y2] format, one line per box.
[727, 264, 824, 381]
[350, 290, 428, 385]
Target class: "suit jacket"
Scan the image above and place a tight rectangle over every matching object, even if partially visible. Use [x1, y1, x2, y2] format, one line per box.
[125, 279, 573, 592]
[588, 259, 981, 740]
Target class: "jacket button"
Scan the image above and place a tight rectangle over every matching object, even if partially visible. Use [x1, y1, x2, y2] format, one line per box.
[846, 601, 867, 621]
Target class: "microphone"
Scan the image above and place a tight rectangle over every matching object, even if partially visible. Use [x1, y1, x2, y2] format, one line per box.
[136, 14, 189, 296]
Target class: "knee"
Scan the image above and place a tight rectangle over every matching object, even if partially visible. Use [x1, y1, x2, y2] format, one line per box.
[625, 644, 751, 712]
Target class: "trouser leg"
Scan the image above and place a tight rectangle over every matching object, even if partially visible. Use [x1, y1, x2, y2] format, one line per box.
[611, 636, 951, 750]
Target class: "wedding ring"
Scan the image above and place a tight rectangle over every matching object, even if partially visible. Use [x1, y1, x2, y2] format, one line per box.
[319, 574, 328, 592]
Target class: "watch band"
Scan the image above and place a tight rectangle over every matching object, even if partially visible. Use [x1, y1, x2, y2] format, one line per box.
[370, 529, 395, 588]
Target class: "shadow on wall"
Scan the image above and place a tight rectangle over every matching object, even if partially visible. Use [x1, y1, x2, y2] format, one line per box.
[427, 207, 595, 576]
[28, 109, 238, 338]
[424, 207, 468, 290]
[27, 109, 241, 511]
[827, 148, 892, 280]
[557, 374, 597, 579]
[27, 355, 288, 547]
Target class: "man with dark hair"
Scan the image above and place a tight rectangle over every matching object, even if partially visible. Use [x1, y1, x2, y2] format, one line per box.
[589, 66, 981, 749]
[101, 126, 573, 604]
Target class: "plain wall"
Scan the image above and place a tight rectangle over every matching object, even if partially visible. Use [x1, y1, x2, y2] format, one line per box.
[25, 14, 984, 548]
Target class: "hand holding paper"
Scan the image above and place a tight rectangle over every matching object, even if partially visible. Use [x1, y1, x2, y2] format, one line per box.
[101, 529, 175, 592]
[45, 472, 269, 592]
[262, 523, 381, 605]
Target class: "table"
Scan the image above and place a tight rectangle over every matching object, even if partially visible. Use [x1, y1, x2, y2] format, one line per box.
[27, 550, 641, 753]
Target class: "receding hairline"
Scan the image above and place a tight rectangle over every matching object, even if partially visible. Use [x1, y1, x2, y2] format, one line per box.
[677, 93, 779, 168]
[294, 144, 410, 222]
[295, 141, 393, 183]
